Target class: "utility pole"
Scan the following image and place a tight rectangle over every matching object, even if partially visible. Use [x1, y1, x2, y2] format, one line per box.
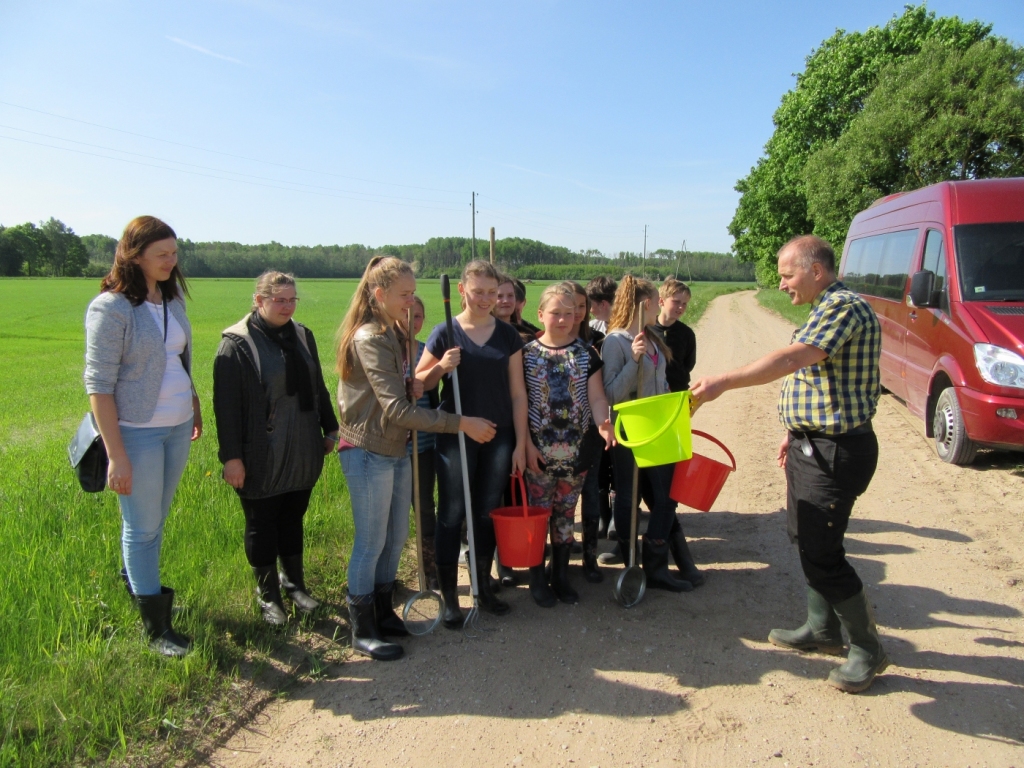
[471, 191, 477, 260]
[642, 225, 647, 278]
[489, 227, 495, 264]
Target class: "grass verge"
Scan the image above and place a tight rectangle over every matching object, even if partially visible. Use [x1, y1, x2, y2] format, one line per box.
[754, 287, 811, 326]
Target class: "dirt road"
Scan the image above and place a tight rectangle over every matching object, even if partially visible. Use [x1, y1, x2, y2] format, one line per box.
[209, 291, 1024, 768]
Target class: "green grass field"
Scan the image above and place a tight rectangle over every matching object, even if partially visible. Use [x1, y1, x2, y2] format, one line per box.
[0, 276, 750, 766]
[754, 287, 811, 326]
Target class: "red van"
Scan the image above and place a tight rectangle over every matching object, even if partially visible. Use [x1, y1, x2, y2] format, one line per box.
[839, 178, 1024, 464]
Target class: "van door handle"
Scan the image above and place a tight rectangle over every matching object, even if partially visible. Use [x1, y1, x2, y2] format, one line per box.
[908, 311, 917, 321]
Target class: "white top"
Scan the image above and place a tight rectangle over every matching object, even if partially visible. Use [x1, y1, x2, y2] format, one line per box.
[589, 318, 607, 334]
[120, 301, 194, 428]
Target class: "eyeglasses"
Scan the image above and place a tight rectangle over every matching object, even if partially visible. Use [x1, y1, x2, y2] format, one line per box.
[266, 297, 300, 305]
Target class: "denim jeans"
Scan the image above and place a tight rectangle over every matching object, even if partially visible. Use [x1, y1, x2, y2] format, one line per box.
[119, 419, 193, 596]
[434, 427, 515, 567]
[339, 448, 411, 600]
[610, 443, 676, 542]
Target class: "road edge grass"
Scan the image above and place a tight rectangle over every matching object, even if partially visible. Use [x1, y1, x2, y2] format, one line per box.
[755, 287, 810, 326]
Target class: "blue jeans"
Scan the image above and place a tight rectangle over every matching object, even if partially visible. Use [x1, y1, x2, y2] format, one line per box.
[119, 419, 193, 596]
[610, 444, 676, 542]
[434, 427, 515, 567]
[339, 448, 411, 601]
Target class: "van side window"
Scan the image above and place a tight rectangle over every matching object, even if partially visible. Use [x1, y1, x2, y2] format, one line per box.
[842, 229, 919, 300]
[922, 230, 947, 308]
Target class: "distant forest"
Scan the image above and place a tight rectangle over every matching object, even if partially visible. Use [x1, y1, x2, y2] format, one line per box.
[1, 220, 754, 282]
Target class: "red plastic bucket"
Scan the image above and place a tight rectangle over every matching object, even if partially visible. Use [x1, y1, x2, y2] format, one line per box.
[489, 473, 551, 568]
[670, 430, 736, 512]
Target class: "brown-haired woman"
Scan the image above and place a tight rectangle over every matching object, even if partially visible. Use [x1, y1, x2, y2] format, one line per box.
[600, 275, 702, 592]
[336, 257, 496, 660]
[84, 216, 202, 657]
[213, 271, 340, 625]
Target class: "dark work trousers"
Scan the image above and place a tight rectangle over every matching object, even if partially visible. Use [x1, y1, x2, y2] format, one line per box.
[581, 443, 613, 522]
[785, 431, 878, 604]
[610, 444, 675, 541]
[238, 488, 314, 568]
[413, 448, 437, 540]
[434, 427, 515, 567]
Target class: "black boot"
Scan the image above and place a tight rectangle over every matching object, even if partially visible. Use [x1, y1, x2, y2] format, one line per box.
[422, 538, 439, 591]
[549, 544, 579, 604]
[642, 537, 693, 592]
[476, 553, 511, 616]
[768, 586, 844, 655]
[529, 564, 557, 607]
[668, 517, 706, 587]
[136, 587, 192, 657]
[279, 554, 320, 615]
[252, 565, 288, 625]
[597, 537, 626, 566]
[374, 583, 410, 637]
[581, 517, 603, 584]
[597, 491, 612, 539]
[828, 590, 890, 693]
[437, 563, 464, 629]
[496, 550, 521, 587]
[348, 599, 402, 661]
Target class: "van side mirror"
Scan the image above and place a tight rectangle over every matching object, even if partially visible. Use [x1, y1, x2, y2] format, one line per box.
[910, 270, 937, 308]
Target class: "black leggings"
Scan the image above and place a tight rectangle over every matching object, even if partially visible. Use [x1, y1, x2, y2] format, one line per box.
[239, 488, 313, 568]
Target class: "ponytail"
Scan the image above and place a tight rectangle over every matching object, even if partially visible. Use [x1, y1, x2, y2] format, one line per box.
[608, 274, 671, 362]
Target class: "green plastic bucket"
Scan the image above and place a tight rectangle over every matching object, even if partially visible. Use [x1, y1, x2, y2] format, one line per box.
[613, 391, 693, 468]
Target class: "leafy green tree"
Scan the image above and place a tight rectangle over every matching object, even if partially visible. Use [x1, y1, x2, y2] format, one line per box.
[40, 218, 89, 276]
[0, 227, 24, 276]
[804, 38, 1024, 246]
[81, 234, 117, 264]
[2, 223, 51, 276]
[728, 5, 992, 284]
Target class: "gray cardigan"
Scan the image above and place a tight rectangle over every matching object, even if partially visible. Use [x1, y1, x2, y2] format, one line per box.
[84, 291, 193, 424]
[601, 329, 669, 406]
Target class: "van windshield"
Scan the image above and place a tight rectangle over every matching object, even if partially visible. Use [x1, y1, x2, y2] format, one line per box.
[956, 222, 1024, 301]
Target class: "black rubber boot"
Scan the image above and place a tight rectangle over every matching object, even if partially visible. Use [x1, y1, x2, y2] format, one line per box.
[597, 491, 612, 539]
[496, 550, 521, 587]
[597, 537, 626, 566]
[279, 554, 320, 615]
[437, 563, 465, 629]
[828, 590, 890, 693]
[549, 544, 579, 604]
[529, 564, 557, 607]
[422, 538, 439, 591]
[374, 583, 410, 637]
[252, 565, 289, 625]
[668, 517, 706, 587]
[348, 600, 403, 661]
[581, 517, 603, 584]
[768, 587, 844, 655]
[136, 587, 192, 657]
[641, 537, 693, 592]
[477, 553, 511, 615]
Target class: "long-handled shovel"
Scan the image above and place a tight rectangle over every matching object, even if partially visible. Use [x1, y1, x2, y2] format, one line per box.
[440, 275, 485, 637]
[613, 299, 648, 608]
[402, 307, 444, 635]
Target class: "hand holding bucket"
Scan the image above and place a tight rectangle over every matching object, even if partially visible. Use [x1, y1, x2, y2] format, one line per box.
[490, 473, 551, 568]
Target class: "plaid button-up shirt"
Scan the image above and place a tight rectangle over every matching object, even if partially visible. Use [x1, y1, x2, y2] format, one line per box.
[778, 281, 881, 435]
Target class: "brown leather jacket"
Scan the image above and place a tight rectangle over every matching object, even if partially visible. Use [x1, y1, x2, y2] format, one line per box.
[337, 323, 460, 457]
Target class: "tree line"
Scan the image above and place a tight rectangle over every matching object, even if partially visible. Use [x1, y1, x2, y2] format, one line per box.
[730, 5, 1024, 285]
[0, 227, 753, 282]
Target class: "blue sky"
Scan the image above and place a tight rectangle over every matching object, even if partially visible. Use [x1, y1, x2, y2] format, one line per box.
[1, 1, 1020, 255]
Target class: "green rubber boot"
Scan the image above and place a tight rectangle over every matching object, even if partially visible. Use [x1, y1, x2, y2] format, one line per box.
[828, 590, 890, 693]
[768, 587, 844, 655]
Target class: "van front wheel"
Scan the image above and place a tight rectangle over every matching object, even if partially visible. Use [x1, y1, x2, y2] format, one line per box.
[933, 387, 977, 465]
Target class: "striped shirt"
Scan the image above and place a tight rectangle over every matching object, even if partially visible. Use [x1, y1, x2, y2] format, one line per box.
[778, 281, 881, 435]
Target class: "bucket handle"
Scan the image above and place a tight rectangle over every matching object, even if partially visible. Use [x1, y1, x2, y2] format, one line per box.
[613, 392, 688, 449]
[509, 472, 530, 517]
[690, 430, 737, 472]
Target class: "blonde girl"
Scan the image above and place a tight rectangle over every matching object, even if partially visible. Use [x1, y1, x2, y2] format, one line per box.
[416, 260, 529, 627]
[523, 283, 614, 605]
[600, 275, 701, 592]
[336, 257, 496, 660]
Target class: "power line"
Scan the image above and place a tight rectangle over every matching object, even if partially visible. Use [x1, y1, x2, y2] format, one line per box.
[0, 99, 467, 195]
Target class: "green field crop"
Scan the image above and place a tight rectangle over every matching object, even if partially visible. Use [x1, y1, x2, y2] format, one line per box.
[0, 275, 749, 766]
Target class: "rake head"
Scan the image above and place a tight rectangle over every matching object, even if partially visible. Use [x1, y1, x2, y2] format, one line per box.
[462, 601, 483, 638]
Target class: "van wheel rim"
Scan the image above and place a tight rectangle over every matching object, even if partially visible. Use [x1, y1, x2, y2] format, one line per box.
[935, 404, 955, 453]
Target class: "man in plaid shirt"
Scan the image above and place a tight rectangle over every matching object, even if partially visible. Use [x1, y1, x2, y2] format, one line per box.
[691, 234, 888, 693]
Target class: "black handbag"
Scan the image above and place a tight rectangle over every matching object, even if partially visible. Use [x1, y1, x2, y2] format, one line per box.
[69, 413, 108, 493]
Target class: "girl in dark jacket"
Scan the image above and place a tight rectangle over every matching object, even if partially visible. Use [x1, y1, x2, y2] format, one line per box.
[213, 271, 339, 625]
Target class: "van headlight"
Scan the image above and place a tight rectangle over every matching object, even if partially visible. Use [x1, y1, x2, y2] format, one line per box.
[974, 344, 1024, 389]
